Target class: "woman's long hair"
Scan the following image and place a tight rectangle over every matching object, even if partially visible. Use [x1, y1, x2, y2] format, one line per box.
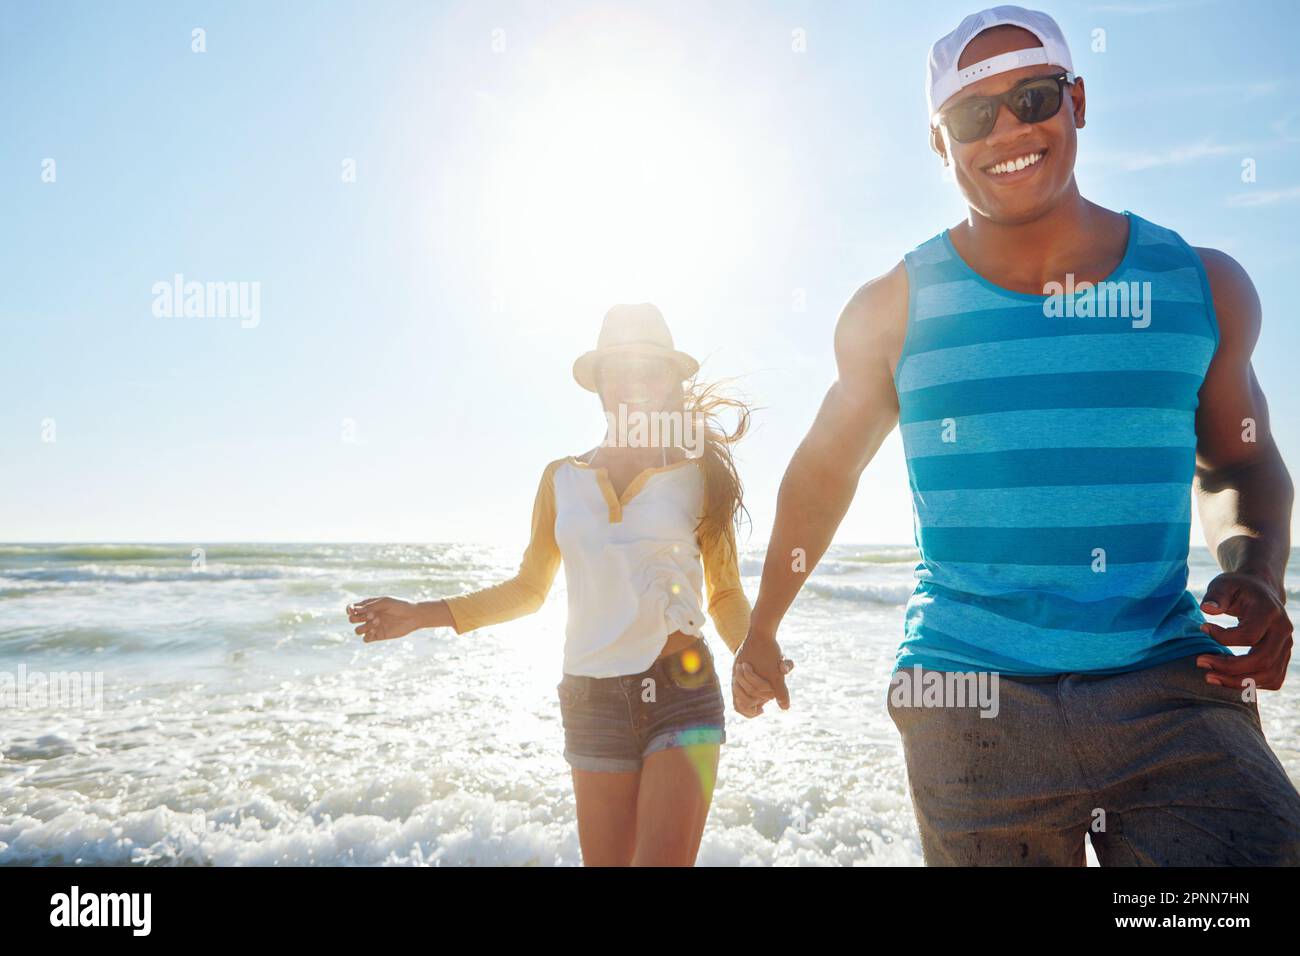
[680, 376, 752, 558]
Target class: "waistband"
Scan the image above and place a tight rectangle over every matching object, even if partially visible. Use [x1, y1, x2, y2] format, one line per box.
[562, 637, 713, 687]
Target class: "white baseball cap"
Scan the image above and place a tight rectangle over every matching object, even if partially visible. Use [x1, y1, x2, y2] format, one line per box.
[926, 5, 1073, 120]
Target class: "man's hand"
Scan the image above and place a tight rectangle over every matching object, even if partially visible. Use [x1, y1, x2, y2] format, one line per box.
[730, 268, 906, 721]
[1198, 572, 1294, 691]
[733, 659, 796, 718]
[1191, 249, 1293, 694]
[732, 632, 793, 717]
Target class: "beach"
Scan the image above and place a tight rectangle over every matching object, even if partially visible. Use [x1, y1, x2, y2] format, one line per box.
[1, 543, 1296, 866]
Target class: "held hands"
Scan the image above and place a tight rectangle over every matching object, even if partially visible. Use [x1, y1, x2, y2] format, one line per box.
[346, 597, 422, 643]
[732, 630, 795, 718]
[1198, 572, 1294, 691]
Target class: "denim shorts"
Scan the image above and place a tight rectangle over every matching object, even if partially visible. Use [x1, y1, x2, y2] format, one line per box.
[556, 637, 727, 773]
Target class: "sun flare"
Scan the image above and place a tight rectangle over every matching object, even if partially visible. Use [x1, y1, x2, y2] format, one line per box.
[480, 39, 757, 326]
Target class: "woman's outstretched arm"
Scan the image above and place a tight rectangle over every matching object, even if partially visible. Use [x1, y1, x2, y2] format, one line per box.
[347, 459, 563, 642]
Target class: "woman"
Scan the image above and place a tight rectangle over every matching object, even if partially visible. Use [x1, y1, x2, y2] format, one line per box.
[345, 303, 784, 866]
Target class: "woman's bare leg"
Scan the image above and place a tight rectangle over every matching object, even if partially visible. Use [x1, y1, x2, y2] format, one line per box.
[630, 744, 720, 866]
[570, 768, 640, 866]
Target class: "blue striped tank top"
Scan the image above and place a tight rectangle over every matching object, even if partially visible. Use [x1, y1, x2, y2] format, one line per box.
[893, 210, 1232, 676]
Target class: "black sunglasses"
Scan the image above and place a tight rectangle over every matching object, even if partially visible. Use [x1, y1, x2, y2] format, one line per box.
[933, 71, 1076, 144]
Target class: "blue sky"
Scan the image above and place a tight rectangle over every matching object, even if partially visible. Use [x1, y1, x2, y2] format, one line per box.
[3, 0, 1298, 547]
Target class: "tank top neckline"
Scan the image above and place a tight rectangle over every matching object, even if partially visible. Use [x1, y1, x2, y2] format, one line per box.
[937, 209, 1139, 304]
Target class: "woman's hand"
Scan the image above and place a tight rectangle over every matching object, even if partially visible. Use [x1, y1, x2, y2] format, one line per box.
[346, 597, 423, 643]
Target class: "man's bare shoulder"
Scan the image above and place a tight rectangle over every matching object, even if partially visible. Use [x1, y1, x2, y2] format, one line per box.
[1193, 246, 1261, 356]
[834, 260, 909, 368]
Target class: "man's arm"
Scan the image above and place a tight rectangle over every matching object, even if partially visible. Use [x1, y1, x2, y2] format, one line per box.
[1192, 246, 1294, 690]
[732, 262, 909, 713]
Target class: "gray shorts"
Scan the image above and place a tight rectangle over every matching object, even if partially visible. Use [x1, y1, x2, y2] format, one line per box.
[887, 653, 1300, 865]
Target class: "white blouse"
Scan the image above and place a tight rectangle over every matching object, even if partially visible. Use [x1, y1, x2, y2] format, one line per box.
[443, 455, 751, 677]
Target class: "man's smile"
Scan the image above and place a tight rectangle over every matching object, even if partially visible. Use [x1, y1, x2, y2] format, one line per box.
[981, 147, 1047, 180]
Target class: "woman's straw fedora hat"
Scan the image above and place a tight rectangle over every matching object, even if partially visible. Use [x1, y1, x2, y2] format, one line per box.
[573, 303, 699, 392]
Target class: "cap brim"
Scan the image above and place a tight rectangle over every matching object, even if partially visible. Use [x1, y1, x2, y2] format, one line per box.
[573, 344, 699, 392]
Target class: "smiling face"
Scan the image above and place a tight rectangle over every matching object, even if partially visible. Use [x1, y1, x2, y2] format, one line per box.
[594, 353, 682, 419]
[930, 25, 1086, 224]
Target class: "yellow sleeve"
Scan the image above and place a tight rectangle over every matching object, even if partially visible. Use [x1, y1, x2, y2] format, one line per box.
[699, 520, 751, 654]
[443, 460, 563, 634]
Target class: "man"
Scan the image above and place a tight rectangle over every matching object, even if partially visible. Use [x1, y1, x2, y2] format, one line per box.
[734, 5, 1300, 865]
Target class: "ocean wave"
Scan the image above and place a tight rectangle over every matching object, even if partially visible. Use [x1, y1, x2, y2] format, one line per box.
[739, 552, 921, 577]
[1, 568, 289, 585]
[0, 570, 475, 595]
[0, 544, 191, 561]
[832, 548, 921, 565]
[0, 544, 479, 572]
[0, 625, 173, 654]
[801, 579, 916, 605]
